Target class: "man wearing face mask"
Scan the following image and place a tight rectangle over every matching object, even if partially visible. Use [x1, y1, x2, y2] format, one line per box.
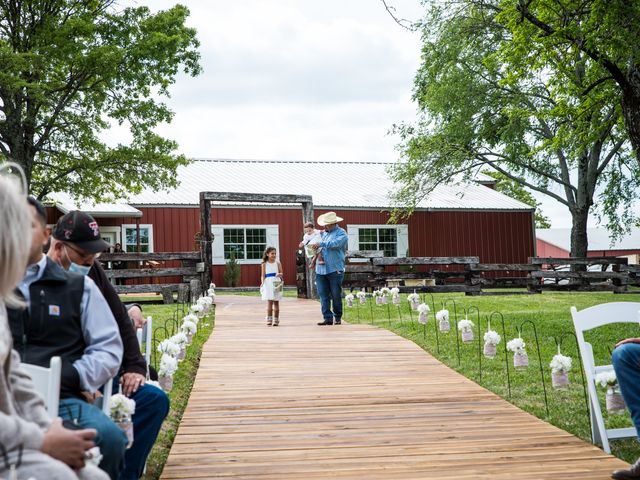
[7, 203, 126, 480]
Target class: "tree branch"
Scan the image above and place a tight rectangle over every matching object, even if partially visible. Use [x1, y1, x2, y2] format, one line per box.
[380, 0, 415, 31]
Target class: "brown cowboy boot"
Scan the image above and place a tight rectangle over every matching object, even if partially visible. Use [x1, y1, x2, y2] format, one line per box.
[613, 458, 640, 479]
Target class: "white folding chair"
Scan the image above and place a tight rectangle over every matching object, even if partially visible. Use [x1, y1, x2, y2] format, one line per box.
[21, 356, 61, 419]
[136, 316, 153, 367]
[571, 301, 640, 453]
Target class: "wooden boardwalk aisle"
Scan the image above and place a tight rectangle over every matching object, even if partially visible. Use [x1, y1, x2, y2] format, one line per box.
[161, 294, 628, 479]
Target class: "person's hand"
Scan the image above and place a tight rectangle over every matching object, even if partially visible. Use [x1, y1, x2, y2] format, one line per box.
[615, 338, 640, 348]
[41, 418, 96, 470]
[298, 241, 304, 248]
[128, 305, 145, 329]
[121, 372, 146, 396]
[79, 390, 102, 404]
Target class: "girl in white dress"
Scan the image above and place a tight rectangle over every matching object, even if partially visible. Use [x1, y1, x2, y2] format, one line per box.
[260, 247, 284, 326]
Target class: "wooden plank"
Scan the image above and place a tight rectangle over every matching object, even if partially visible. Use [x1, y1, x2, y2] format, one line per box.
[530, 271, 627, 279]
[105, 267, 197, 279]
[373, 256, 479, 266]
[529, 257, 628, 265]
[469, 263, 538, 272]
[114, 283, 180, 294]
[347, 250, 384, 258]
[345, 265, 385, 273]
[201, 191, 312, 203]
[161, 295, 627, 480]
[99, 251, 200, 262]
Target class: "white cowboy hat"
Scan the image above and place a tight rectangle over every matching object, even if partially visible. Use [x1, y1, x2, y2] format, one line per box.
[317, 211, 343, 226]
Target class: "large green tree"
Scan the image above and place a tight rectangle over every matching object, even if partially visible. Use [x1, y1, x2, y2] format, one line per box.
[0, 1, 201, 199]
[389, 0, 639, 257]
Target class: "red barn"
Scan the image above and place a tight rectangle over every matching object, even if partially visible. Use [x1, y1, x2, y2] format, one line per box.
[46, 159, 536, 287]
[536, 228, 640, 262]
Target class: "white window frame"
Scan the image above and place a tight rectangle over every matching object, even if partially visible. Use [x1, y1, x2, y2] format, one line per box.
[121, 224, 154, 253]
[99, 226, 122, 249]
[347, 224, 408, 259]
[211, 224, 279, 265]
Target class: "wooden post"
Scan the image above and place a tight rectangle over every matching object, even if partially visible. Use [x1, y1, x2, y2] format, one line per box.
[200, 194, 212, 289]
[177, 284, 190, 304]
[190, 279, 201, 302]
[161, 286, 173, 304]
[301, 200, 316, 299]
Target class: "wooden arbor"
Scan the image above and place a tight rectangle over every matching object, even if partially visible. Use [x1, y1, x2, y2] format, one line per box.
[199, 192, 315, 298]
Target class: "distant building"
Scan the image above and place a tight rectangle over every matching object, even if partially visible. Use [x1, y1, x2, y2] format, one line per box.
[536, 228, 640, 262]
[46, 159, 536, 287]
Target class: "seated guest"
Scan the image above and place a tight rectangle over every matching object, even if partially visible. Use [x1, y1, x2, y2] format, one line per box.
[612, 340, 640, 479]
[7, 201, 126, 480]
[0, 177, 108, 480]
[87, 254, 169, 480]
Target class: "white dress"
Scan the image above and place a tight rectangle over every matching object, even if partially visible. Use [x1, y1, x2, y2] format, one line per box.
[260, 261, 283, 301]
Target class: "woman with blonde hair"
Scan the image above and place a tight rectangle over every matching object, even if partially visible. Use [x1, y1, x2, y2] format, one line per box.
[0, 173, 108, 479]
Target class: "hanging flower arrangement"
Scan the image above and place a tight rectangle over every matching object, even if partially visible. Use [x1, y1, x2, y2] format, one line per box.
[181, 319, 197, 344]
[549, 348, 572, 389]
[458, 319, 474, 343]
[373, 290, 383, 305]
[435, 309, 450, 333]
[483, 328, 501, 358]
[595, 370, 626, 414]
[507, 337, 528, 369]
[108, 393, 136, 449]
[380, 287, 390, 304]
[407, 292, 420, 310]
[417, 303, 430, 324]
[158, 353, 178, 392]
[345, 293, 355, 307]
[356, 290, 367, 304]
[157, 339, 180, 357]
[170, 332, 188, 360]
[183, 313, 199, 326]
[190, 303, 204, 317]
[390, 287, 401, 305]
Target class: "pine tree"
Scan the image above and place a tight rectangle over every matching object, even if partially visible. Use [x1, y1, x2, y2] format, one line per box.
[223, 253, 241, 287]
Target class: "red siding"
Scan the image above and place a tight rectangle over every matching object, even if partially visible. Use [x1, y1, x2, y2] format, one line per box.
[45, 206, 535, 287]
[536, 239, 570, 258]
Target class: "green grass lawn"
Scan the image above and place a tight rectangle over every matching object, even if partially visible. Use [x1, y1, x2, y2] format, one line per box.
[122, 301, 215, 480]
[342, 291, 640, 463]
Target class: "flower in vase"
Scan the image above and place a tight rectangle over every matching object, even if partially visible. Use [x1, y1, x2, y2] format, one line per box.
[549, 354, 572, 374]
[483, 330, 501, 345]
[380, 287, 390, 297]
[356, 290, 367, 299]
[171, 332, 188, 347]
[109, 393, 136, 420]
[345, 293, 355, 302]
[390, 287, 400, 297]
[407, 293, 420, 304]
[181, 319, 197, 335]
[417, 303, 430, 314]
[435, 309, 449, 322]
[595, 370, 618, 389]
[157, 339, 180, 357]
[159, 353, 178, 377]
[190, 304, 204, 314]
[183, 313, 199, 325]
[209, 283, 216, 289]
[506, 337, 526, 353]
[457, 319, 474, 333]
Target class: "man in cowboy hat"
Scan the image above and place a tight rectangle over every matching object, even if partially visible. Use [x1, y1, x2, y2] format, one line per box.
[311, 212, 348, 326]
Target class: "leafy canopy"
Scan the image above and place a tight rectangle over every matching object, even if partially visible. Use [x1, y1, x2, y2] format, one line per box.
[0, 1, 201, 199]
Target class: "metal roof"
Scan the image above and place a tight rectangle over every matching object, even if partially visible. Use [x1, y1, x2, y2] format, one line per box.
[48, 192, 143, 218]
[536, 228, 640, 252]
[123, 159, 533, 211]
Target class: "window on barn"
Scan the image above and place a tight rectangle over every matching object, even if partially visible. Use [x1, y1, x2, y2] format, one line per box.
[122, 225, 154, 253]
[347, 224, 408, 258]
[211, 225, 279, 265]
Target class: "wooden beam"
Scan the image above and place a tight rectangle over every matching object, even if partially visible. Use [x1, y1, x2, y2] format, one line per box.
[468, 263, 538, 272]
[201, 191, 312, 204]
[114, 283, 181, 294]
[105, 267, 197, 279]
[373, 256, 479, 266]
[530, 271, 628, 279]
[530, 257, 628, 265]
[347, 250, 384, 258]
[200, 194, 212, 288]
[301, 200, 315, 299]
[99, 252, 200, 262]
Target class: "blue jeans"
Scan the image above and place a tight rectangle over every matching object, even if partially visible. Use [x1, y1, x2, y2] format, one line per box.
[612, 343, 640, 436]
[58, 398, 127, 480]
[121, 384, 170, 480]
[316, 271, 344, 322]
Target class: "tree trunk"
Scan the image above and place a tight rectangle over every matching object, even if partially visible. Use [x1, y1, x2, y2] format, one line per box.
[570, 209, 589, 279]
[621, 68, 640, 167]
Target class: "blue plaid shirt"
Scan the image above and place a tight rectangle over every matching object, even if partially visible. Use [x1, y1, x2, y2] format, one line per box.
[315, 226, 348, 275]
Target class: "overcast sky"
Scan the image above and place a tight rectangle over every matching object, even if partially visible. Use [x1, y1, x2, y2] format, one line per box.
[126, 0, 577, 227]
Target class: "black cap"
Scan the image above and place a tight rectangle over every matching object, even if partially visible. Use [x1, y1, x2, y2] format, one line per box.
[53, 211, 110, 253]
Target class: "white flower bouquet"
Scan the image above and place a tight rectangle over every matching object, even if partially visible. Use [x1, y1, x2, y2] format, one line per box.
[380, 287, 390, 304]
[436, 309, 450, 333]
[407, 292, 420, 310]
[171, 332, 188, 360]
[158, 353, 178, 392]
[157, 339, 180, 357]
[390, 287, 400, 305]
[356, 290, 367, 304]
[183, 313, 199, 325]
[109, 393, 136, 448]
[595, 369, 625, 413]
[458, 319, 474, 343]
[550, 352, 572, 388]
[417, 303, 430, 324]
[507, 337, 528, 369]
[190, 303, 204, 315]
[345, 293, 354, 307]
[483, 329, 500, 358]
[181, 319, 197, 336]
[373, 290, 383, 305]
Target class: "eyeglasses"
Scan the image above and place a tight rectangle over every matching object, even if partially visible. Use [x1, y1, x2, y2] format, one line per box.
[64, 242, 99, 263]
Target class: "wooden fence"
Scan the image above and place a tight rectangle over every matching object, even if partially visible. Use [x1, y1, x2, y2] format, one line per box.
[336, 252, 640, 296]
[98, 251, 204, 302]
